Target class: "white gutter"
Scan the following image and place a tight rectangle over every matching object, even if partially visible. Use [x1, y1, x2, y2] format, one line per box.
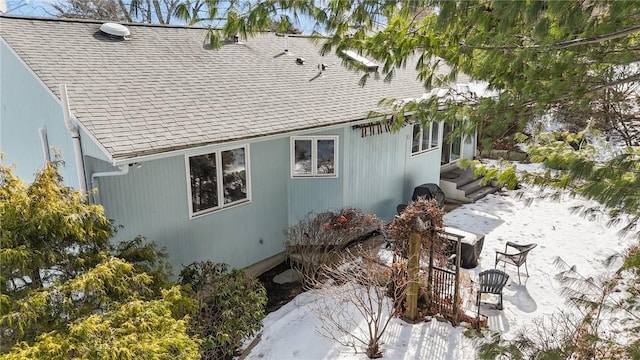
[90, 165, 129, 204]
[59, 84, 87, 193]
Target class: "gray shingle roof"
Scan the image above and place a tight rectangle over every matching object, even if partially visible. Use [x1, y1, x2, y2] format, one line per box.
[1, 16, 431, 161]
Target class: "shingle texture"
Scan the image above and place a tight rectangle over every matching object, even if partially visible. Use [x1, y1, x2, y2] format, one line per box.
[1, 16, 431, 161]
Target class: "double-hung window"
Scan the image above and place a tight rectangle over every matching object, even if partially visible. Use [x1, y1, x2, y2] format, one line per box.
[291, 136, 338, 177]
[411, 122, 440, 155]
[187, 145, 250, 217]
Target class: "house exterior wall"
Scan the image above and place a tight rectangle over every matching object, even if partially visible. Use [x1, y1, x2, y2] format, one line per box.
[343, 126, 405, 222]
[286, 128, 344, 225]
[0, 42, 79, 186]
[90, 122, 444, 272]
[462, 132, 477, 160]
[344, 125, 441, 223]
[88, 137, 290, 271]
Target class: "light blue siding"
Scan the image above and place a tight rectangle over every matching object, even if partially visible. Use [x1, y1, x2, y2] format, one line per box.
[344, 127, 405, 221]
[404, 147, 442, 196]
[344, 125, 441, 222]
[80, 128, 111, 163]
[90, 138, 289, 271]
[88, 123, 444, 272]
[287, 176, 343, 224]
[287, 128, 344, 224]
[0, 42, 79, 186]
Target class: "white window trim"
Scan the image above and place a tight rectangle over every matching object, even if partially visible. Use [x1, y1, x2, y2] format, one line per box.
[411, 122, 441, 156]
[185, 145, 251, 219]
[290, 136, 339, 178]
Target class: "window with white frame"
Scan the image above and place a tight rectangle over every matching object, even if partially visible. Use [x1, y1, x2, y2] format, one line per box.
[291, 136, 338, 177]
[187, 145, 250, 216]
[411, 122, 440, 154]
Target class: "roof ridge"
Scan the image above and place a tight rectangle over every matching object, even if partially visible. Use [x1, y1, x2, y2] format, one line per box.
[0, 14, 212, 30]
[0, 14, 327, 40]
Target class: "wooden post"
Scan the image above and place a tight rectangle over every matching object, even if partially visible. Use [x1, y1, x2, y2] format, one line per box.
[452, 234, 462, 325]
[406, 231, 421, 322]
[427, 229, 435, 310]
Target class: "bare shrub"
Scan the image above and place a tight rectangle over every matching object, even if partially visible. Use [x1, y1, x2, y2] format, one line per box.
[553, 82, 640, 147]
[308, 249, 404, 358]
[284, 208, 382, 287]
[386, 198, 445, 258]
[386, 198, 457, 319]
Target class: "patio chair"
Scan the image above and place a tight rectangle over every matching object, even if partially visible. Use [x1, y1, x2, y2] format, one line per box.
[495, 242, 537, 283]
[476, 269, 509, 314]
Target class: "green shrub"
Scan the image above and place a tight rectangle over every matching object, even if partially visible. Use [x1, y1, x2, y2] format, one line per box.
[113, 236, 173, 296]
[0, 287, 201, 360]
[179, 262, 266, 360]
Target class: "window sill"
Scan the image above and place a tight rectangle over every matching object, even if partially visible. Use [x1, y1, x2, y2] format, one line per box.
[189, 199, 251, 219]
[411, 147, 439, 157]
[291, 175, 338, 179]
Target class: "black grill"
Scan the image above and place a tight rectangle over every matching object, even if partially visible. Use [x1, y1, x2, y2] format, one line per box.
[411, 183, 445, 207]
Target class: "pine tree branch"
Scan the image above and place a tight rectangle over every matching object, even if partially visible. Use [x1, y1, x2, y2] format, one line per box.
[585, 72, 640, 94]
[462, 24, 640, 51]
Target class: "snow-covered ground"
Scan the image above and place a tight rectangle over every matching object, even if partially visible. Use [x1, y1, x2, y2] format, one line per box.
[242, 188, 636, 359]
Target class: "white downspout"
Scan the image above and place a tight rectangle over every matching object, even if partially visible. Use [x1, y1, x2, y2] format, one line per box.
[59, 84, 87, 193]
[90, 165, 129, 204]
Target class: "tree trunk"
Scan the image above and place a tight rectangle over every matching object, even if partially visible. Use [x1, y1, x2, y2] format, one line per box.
[29, 267, 42, 289]
[116, 0, 133, 22]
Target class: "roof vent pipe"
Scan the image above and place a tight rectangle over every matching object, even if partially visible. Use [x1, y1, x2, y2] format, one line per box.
[284, 34, 289, 54]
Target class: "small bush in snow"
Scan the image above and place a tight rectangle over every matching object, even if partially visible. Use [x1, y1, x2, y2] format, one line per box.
[284, 208, 382, 287]
[179, 261, 266, 360]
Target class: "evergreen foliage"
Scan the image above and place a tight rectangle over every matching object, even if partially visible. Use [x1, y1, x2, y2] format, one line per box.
[0, 161, 114, 294]
[179, 261, 266, 360]
[168, 0, 640, 246]
[0, 162, 200, 357]
[8, 1, 640, 356]
[176, 1, 640, 147]
[1, 287, 201, 360]
[113, 236, 173, 296]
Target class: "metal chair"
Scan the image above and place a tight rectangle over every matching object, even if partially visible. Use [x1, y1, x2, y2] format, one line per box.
[495, 242, 537, 283]
[476, 269, 509, 315]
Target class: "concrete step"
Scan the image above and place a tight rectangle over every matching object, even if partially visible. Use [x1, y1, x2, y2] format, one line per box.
[440, 167, 477, 188]
[465, 186, 499, 202]
[458, 178, 484, 196]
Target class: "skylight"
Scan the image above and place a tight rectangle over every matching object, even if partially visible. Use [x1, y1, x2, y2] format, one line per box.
[342, 50, 378, 71]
